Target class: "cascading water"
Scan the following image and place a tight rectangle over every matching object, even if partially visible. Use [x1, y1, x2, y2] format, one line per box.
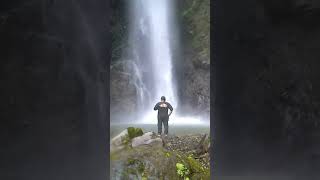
[128, 0, 204, 124]
[144, 1, 177, 106]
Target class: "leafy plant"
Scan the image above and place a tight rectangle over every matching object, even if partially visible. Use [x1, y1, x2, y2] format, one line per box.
[127, 127, 144, 139]
[176, 163, 190, 179]
[121, 127, 144, 146]
[126, 158, 145, 174]
[164, 152, 171, 158]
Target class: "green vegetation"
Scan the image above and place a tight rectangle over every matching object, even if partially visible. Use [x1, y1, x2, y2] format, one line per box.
[127, 158, 145, 174]
[120, 127, 143, 146]
[120, 157, 147, 179]
[165, 152, 171, 158]
[111, 141, 210, 180]
[181, 0, 210, 65]
[175, 151, 210, 179]
[127, 127, 144, 139]
[121, 134, 130, 145]
[176, 162, 190, 179]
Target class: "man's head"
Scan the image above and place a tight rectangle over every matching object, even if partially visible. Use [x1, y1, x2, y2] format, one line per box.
[161, 96, 166, 102]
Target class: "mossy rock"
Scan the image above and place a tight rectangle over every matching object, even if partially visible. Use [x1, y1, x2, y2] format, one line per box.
[127, 158, 145, 174]
[111, 144, 210, 180]
[127, 127, 144, 139]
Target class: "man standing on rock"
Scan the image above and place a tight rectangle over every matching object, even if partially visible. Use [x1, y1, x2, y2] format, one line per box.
[154, 96, 173, 136]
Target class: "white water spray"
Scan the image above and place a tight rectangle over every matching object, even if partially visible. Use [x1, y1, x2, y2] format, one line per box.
[129, 0, 205, 125]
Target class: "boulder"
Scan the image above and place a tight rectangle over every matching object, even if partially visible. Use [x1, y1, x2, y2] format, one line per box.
[132, 132, 163, 148]
[110, 129, 128, 153]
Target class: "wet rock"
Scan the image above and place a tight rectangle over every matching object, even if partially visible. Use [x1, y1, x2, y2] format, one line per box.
[110, 129, 128, 153]
[174, 0, 210, 118]
[110, 128, 211, 179]
[110, 64, 138, 122]
[132, 132, 162, 148]
[111, 140, 210, 180]
[111, 129, 128, 146]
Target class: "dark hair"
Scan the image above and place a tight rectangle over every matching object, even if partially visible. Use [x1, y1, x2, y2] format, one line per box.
[161, 96, 166, 101]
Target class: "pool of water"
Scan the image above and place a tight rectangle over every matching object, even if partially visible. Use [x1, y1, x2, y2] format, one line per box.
[110, 123, 210, 138]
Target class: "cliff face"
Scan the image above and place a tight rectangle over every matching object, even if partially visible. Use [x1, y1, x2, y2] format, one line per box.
[110, 61, 138, 122]
[110, 1, 139, 122]
[175, 0, 210, 117]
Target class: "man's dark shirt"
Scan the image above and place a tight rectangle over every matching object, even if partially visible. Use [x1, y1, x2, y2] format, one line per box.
[154, 102, 173, 119]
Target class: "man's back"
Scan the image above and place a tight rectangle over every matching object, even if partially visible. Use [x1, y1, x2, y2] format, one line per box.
[154, 102, 173, 118]
[154, 96, 173, 135]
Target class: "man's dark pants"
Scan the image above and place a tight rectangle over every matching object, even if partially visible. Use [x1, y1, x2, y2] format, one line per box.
[158, 116, 169, 135]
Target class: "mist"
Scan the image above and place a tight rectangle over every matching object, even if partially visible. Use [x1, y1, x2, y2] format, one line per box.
[110, 0, 210, 125]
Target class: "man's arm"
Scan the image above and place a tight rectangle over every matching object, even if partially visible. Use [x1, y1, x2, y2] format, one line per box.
[154, 103, 160, 110]
[168, 103, 173, 116]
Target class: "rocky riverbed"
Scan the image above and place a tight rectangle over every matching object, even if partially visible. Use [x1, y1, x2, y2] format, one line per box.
[164, 134, 210, 169]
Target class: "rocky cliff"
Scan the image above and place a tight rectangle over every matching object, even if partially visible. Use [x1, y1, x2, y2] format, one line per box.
[175, 0, 210, 117]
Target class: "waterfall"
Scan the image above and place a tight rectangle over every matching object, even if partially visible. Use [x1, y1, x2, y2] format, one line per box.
[129, 0, 177, 123]
[142, 0, 177, 107]
[127, 0, 205, 124]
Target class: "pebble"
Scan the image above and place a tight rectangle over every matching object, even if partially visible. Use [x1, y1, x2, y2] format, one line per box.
[164, 134, 210, 168]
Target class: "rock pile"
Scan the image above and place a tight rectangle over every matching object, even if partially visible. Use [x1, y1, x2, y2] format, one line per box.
[110, 128, 211, 179]
[164, 134, 210, 169]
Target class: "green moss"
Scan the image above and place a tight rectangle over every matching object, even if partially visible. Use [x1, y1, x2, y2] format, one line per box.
[121, 134, 131, 145]
[120, 127, 144, 146]
[126, 158, 145, 174]
[182, 0, 210, 65]
[123, 157, 146, 179]
[175, 151, 210, 180]
[127, 127, 144, 139]
[110, 151, 119, 161]
[111, 141, 209, 179]
[187, 156, 210, 179]
[165, 152, 171, 158]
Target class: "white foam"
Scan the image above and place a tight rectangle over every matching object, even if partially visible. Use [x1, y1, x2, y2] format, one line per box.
[138, 111, 208, 125]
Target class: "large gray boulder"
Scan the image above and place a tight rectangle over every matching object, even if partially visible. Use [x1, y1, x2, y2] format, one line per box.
[131, 132, 163, 148]
[111, 130, 162, 153]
